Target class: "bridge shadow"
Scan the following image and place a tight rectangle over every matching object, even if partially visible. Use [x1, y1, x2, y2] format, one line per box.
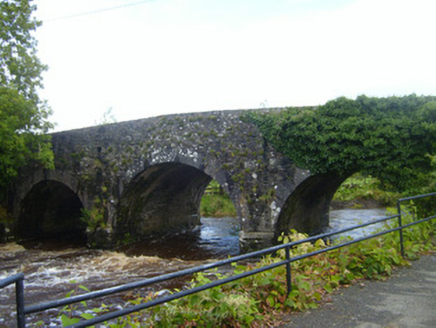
[17, 180, 86, 246]
[116, 162, 235, 243]
[276, 172, 349, 236]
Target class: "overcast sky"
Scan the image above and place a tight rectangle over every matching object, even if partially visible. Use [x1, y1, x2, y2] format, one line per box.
[34, 0, 436, 131]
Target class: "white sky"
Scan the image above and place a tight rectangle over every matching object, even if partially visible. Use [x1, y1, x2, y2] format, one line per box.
[34, 0, 436, 131]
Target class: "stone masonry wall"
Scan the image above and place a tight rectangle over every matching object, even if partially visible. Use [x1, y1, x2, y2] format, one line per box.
[12, 109, 309, 247]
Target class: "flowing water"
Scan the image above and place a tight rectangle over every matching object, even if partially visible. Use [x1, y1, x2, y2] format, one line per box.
[326, 207, 389, 240]
[0, 217, 240, 327]
[0, 210, 388, 327]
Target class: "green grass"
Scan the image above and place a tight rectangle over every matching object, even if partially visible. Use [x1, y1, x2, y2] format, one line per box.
[200, 193, 237, 217]
[333, 173, 400, 206]
[200, 180, 237, 217]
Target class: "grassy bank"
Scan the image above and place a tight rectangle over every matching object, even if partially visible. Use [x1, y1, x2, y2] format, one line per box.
[200, 181, 237, 217]
[200, 193, 237, 217]
[332, 174, 401, 208]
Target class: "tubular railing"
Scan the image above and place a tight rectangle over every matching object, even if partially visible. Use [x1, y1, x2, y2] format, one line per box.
[1, 192, 435, 327]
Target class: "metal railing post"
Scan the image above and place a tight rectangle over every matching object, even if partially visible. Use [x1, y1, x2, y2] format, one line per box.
[397, 200, 405, 258]
[16, 276, 25, 328]
[285, 245, 292, 294]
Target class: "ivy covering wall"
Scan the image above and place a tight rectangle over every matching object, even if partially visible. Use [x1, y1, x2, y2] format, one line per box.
[248, 95, 436, 192]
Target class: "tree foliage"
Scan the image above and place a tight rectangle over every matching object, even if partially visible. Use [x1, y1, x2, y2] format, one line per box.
[249, 95, 436, 191]
[0, 0, 46, 99]
[0, 0, 53, 193]
[0, 87, 53, 188]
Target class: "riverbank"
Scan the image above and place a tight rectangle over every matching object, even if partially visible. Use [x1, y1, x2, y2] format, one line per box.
[280, 253, 436, 327]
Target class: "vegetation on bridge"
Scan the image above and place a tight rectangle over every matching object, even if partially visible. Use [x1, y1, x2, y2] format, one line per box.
[248, 95, 436, 192]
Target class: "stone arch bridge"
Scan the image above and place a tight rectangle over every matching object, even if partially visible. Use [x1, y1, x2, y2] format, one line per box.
[9, 109, 344, 248]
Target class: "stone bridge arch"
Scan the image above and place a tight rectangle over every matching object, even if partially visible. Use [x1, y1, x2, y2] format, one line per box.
[12, 170, 87, 241]
[116, 162, 213, 240]
[275, 172, 349, 236]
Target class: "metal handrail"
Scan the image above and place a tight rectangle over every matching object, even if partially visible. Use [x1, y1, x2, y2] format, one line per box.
[0, 273, 25, 327]
[25, 214, 400, 317]
[1, 193, 435, 327]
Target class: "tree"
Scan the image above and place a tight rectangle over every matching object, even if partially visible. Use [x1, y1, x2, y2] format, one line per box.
[0, 0, 46, 99]
[249, 95, 436, 192]
[0, 0, 53, 195]
[0, 87, 53, 188]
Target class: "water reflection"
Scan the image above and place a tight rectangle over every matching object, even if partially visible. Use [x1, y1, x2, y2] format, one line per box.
[198, 217, 240, 255]
[119, 217, 240, 260]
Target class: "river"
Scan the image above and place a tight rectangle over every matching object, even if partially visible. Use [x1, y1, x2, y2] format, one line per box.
[0, 210, 387, 327]
[0, 217, 240, 327]
[325, 208, 389, 240]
